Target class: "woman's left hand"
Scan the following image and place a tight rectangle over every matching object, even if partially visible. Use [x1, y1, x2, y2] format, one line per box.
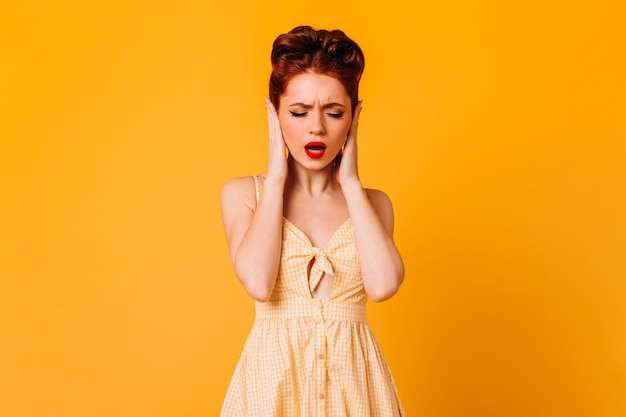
[335, 100, 362, 187]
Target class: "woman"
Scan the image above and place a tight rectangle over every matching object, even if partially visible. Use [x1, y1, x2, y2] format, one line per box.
[220, 25, 405, 416]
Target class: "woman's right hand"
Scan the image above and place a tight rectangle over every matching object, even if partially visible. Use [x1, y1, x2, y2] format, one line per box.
[265, 98, 288, 183]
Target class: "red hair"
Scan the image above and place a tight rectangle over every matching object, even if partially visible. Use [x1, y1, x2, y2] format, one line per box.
[269, 26, 365, 111]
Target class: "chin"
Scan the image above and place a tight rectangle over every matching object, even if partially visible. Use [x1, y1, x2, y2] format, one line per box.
[292, 157, 334, 171]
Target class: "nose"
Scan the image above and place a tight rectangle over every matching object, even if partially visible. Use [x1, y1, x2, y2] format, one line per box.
[309, 110, 326, 135]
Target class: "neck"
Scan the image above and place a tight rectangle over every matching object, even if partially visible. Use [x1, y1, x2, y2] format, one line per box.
[286, 157, 338, 196]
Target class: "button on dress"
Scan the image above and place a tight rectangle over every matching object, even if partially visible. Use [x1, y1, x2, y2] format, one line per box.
[220, 176, 405, 416]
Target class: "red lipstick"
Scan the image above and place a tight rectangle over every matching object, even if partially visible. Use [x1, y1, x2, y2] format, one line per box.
[304, 142, 326, 159]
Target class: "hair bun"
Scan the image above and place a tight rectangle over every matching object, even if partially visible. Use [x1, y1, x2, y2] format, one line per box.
[271, 26, 322, 64]
[268, 26, 364, 111]
[324, 37, 359, 67]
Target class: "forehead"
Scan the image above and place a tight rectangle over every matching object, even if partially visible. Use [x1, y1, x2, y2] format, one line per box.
[282, 72, 349, 103]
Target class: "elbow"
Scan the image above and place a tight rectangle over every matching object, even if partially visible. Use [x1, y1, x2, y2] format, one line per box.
[368, 284, 401, 302]
[234, 266, 275, 302]
[366, 270, 404, 303]
[245, 282, 274, 302]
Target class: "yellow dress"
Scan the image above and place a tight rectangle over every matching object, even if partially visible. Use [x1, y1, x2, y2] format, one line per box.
[221, 176, 404, 417]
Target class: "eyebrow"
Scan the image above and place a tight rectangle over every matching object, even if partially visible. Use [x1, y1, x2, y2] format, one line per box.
[287, 102, 346, 109]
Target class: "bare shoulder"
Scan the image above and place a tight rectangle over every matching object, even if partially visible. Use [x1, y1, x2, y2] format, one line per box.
[365, 188, 393, 208]
[365, 188, 395, 233]
[220, 176, 257, 214]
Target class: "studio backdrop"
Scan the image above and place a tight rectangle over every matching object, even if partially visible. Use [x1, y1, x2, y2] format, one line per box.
[1, 1, 624, 416]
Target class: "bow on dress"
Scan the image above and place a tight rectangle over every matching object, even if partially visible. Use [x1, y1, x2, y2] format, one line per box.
[308, 247, 334, 292]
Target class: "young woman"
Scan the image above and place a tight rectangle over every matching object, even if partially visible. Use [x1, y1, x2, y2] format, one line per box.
[220, 25, 405, 416]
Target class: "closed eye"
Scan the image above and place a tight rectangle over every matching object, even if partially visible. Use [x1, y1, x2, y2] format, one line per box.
[289, 111, 307, 117]
[327, 112, 344, 118]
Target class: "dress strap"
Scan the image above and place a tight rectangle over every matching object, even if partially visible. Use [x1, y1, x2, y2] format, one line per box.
[253, 175, 260, 204]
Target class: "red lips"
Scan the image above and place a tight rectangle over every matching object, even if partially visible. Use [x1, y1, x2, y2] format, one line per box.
[304, 142, 326, 159]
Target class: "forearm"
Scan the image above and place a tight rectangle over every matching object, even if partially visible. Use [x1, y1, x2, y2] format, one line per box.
[233, 178, 285, 301]
[342, 180, 404, 302]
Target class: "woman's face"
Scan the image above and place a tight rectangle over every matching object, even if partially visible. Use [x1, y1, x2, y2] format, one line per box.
[278, 72, 352, 169]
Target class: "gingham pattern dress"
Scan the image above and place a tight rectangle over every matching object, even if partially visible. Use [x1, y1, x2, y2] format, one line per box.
[221, 175, 405, 417]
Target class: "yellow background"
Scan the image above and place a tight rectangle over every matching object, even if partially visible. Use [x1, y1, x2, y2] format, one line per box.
[1, 1, 625, 416]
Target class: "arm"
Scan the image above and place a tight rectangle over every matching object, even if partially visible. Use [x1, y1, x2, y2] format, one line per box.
[219, 99, 287, 302]
[336, 102, 405, 302]
[342, 184, 404, 302]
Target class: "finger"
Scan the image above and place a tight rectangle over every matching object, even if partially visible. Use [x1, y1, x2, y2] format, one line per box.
[266, 99, 280, 145]
[343, 101, 362, 155]
[265, 99, 288, 163]
[266, 100, 279, 136]
[265, 98, 274, 139]
[348, 100, 362, 139]
[266, 98, 278, 121]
